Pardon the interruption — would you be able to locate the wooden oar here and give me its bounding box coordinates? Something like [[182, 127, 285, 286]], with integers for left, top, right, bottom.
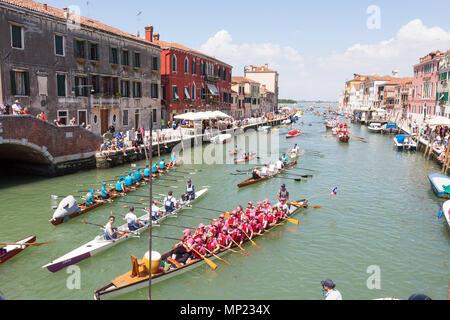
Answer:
[[204, 248, 231, 266], [284, 173, 313, 178], [177, 214, 217, 222], [290, 201, 322, 209], [81, 221, 129, 236], [0, 240, 56, 247], [242, 230, 260, 248], [220, 244, 247, 256], [230, 238, 248, 254], [190, 247, 217, 270], [273, 177, 302, 182]]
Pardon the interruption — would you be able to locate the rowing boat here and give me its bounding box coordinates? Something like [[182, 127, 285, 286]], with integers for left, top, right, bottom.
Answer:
[[234, 153, 257, 164], [286, 130, 301, 139], [93, 199, 308, 300], [441, 200, 450, 229], [49, 164, 176, 226], [237, 161, 298, 188], [0, 236, 36, 264], [43, 189, 208, 273], [428, 173, 450, 198]]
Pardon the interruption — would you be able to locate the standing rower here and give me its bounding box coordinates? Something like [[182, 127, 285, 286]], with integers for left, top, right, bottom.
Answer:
[[169, 153, 177, 168], [277, 184, 290, 203]]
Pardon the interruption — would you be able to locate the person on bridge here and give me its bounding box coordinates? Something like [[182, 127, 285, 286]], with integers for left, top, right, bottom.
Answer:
[[100, 182, 111, 199], [182, 179, 196, 203], [85, 189, 96, 207], [124, 172, 134, 187], [134, 168, 143, 183], [115, 177, 126, 193]]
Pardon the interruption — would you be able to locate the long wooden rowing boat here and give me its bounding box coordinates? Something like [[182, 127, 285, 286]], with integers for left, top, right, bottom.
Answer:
[[237, 161, 298, 188], [0, 236, 36, 264], [50, 164, 177, 226], [43, 189, 208, 273], [93, 199, 308, 300]]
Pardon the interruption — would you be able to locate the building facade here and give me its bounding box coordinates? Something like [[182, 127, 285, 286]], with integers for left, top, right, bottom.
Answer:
[[436, 51, 450, 117], [244, 64, 279, 112], [150, 32, 232, 124], [231, 76, 261, 118], [0, 0, 163, 135], [408, 51, 444, 121]]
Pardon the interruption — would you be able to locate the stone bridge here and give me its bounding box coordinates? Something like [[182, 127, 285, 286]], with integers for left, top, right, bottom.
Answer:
[[0, 116, 102, 176]]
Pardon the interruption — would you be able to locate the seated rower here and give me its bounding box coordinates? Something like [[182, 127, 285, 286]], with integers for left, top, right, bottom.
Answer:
[[182, 179, 196, 203], [159, 158, 166, 172], [105, 216, 120, 240], [123, 207, 145, 231], [276, 157, 284, 170], [85, 189, 96, 206], [282, 153, 289, 165], [260, 164, 269, 177], [233, 145, 239, 155], [171, 229, 194, 265], [163, 191, 178, 214], [252, 166, 262, 180], [124, 172, 134, 188], [143, 165, 151, 179], [100, 182, 111, 199], [151, 200, 162, 222], [151, 162, 159, 175], [134, 167, 143, 183], [115, 177, 126, 193], [169, 152, 177, 168], [218, 228, 232, 249]]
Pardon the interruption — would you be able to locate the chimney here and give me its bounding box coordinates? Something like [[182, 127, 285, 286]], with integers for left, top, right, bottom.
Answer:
[[43, 3, 48, 11], [137, 31, 140, 38], [153, 33, 160, 41], [63, 8, 69, 19], [265, 63, 268, 69], [145, 26, 153, 42]]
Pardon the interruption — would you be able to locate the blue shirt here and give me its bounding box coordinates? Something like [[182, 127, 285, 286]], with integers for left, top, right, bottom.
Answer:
[[86, 193, 95, 205], [134, 171, 142, 182], [152, 165, 157, 173], [124, 175, 134, 187], [171, 155, 176, 162], [159, 161, 165, 170], [143, 168, 150, 177], [115, 181, 124, 191], [101, 187, 108, 197]]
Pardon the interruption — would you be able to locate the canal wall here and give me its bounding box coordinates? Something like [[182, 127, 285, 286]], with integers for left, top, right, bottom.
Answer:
[[96, 116, 290, 169]]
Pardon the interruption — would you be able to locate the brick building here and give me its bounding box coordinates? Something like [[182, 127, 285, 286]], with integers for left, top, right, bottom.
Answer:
[[147, 30, 232, 124], [0, 0, 162, 135]]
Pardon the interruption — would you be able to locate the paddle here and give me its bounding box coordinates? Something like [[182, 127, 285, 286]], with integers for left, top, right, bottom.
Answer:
[[273, 177, 302, 182], [204, 248, 231, 266], [290, 201, 322, 209], [190, 247, 218, 270], [219, 244, 247, 256], [242, 230, 260, 248], [177, 214, 217, 222], [230, 238, 248, 254], [284, 173, 313, 178], [81, 221, 129, 236], [438, 203, 444, 219], [0, 240, 56, 247], [192, 206, 229, 215]]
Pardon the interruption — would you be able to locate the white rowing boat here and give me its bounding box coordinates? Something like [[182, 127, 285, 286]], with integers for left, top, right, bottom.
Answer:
[[441, 200, 450, 229], [42, 189, 208, 273]]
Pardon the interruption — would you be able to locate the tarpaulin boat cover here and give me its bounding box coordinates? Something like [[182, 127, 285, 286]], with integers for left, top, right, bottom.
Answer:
[[396, 135, 410, 144]]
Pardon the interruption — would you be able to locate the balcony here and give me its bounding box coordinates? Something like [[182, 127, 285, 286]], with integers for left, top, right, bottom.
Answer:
[[204, 75, 220, 82]]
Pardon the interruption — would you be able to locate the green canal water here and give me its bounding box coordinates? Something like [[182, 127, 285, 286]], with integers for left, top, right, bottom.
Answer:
[[1, 105, 449, 300]]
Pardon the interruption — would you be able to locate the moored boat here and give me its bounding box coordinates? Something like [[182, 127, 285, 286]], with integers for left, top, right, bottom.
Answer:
[[43, 189, 208, 273], [428, 173, 450, 198], [237, 161, 297, 188], [0, 236, 36, 264], [441, 200, 450, 228], [210, 134, 232, 144], [382, 122, 399, 135], [93, 199, 308, 300], [368, 123, 382, 133], [394, 134, 417, 151]]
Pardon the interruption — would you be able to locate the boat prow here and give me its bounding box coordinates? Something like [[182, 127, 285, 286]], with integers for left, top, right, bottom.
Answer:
[[441, 200, 450, 229], [428, 173, 450, 198], [0, 236, 36, 264]]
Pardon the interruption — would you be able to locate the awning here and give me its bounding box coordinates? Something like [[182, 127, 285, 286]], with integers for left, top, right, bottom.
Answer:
[[207, 84, 219, 96]]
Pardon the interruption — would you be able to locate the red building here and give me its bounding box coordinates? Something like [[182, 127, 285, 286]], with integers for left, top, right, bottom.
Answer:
[[145, 27, 232, 124]]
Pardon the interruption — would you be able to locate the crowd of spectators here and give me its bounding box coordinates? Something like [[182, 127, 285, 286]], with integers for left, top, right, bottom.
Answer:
[[99, 126, 144, 161]]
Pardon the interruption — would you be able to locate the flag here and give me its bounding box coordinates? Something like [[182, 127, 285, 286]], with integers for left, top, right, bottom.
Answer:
[[51, 195, 58, 200], [330, 187, 337, 198]]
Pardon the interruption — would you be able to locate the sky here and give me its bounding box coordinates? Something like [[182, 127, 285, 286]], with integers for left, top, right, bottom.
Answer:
[[45, 0, 450, 101]]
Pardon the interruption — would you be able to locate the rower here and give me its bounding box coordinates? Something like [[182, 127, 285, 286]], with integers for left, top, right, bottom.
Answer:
[[281, 153, 289, 165], [268, 161, 277, 175], [124, 172, 134, 188], [159, 158, 166, 171], [151, 162, 159, 175], [151, 200, 162, 222], [143, 165, 151, 179], [233, 145, 239, 154], [105, 216, 120, 240], [182, 179, 196, 203], [169, 153, 177, 167], [100, 182, 111, 199], [123, 207, 145, 231], [252, 166, 262, 180], [278, 184, 290, 203], [85, 189, 96, 206], [134, 167, 143, 183], [276, 157, 284, 170], [260, 164, 269, 177], [163, 191, 178, 214], [115, 177, 126, 192]]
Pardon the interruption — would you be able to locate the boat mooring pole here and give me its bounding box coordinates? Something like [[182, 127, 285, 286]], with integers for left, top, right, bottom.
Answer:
[[148, 115, 153, 301]]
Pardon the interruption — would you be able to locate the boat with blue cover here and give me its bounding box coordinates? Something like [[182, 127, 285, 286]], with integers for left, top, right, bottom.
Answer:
[[428, 173, 450, 198], [394, 134, 417, 151]]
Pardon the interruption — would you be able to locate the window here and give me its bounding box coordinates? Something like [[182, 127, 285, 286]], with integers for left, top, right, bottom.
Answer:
[[10, 70, 30, 96], [57, 74, 66, 97], [161, 85, 166, 100], [112, 78, 119, 95], [152, 56, 159, 71], [184, 87, 191, 100], [134, 52, 141, 68], [122, 50, 129, 66], [192, 86, 196, 100], [11, 24, 23, 49], [74, 39, 86, 58], [110, 47, 119, 64], [74, 76, 88, 97], [89, 43, 99, 61], [201, 87, 206, 100], [122, 109, 129, 126], [57, 110, 68, 125], [172, 86, 179, 100], [90, 75, 100, 93], [217, 67, 221, 78], [54, 34, 65, 56], [184, 58, 189, 73], [121, 80, 130, 97], [172, 55, 177, 72], [133, 81, 142, 98], [152, 109, 157, 123], [102, 77, 112, 96], [192, 60, 197, 75], [78, 110, 87, 125], [223, 69, 227, 81], [151, 83, 159, 98]]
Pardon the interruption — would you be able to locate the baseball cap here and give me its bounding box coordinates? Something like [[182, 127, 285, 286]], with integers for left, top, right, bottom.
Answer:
[[321, 279, 335, 288]]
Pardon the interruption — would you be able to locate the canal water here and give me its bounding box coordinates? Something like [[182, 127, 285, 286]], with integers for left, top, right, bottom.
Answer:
[[1, 104, 449, 300]]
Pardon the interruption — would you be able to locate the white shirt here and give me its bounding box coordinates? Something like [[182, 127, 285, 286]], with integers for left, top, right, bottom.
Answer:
[[269, 163, 276, 173], [125, 212, 138, 224], [12, 104, 21, 115], [151, 205, 160, 217], [325, 289, 342, 300], [276, 160, 283, 169], [261, 167, 268, 175]]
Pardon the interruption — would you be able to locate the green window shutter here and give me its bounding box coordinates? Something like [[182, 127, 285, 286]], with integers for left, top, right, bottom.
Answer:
[[11, 25, 22, 48], [10, 71, 16, 95], [24, 72, 30, 96], [55, 35, 63, 55], [57, 75, 65, 97], [109, 47, 113, 63]]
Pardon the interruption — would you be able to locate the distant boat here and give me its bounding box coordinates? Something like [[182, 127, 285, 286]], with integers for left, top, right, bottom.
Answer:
[[428, 173, 450, 198], [382, 122, 399, 135], [394, 134, 417, 151], [368, 123, 382, 133]]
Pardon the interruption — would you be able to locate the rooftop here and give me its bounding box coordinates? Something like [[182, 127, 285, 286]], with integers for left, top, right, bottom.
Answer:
[[231, 76, 260, 84]]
